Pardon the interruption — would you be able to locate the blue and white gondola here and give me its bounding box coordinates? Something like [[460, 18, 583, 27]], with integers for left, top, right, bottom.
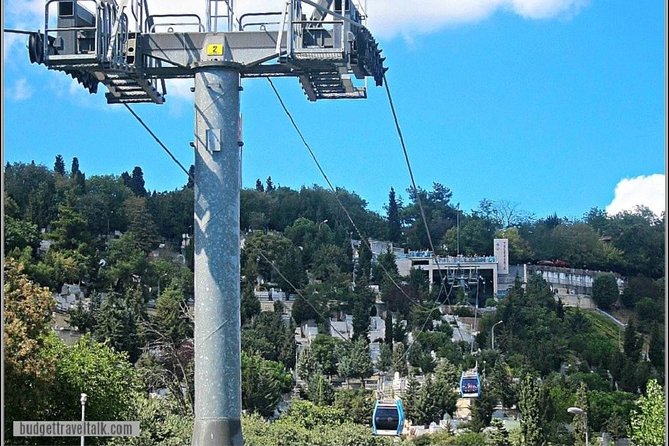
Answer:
[[459, 369, 482, 398], [372, 399, 405, 436]]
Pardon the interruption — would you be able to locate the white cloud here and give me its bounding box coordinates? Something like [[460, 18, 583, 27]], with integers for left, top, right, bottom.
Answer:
[[509, 0, 588, 19], [365, 0, 589, 38], [8, 78, 33, 101], [4, 0, 589, 99], [5, 0, 590, 48], [606, 174, 666, 217]]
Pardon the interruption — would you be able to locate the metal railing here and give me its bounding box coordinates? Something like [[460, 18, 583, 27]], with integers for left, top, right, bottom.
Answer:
[[147, 14, 205, 33], [44, 0, 128, 65]]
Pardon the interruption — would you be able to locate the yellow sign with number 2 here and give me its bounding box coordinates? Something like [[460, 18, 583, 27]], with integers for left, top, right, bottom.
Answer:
[[207, 44, 224, 56]]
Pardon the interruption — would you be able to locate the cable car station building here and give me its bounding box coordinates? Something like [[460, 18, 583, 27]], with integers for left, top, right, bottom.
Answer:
[[395, 238, 510, 299]]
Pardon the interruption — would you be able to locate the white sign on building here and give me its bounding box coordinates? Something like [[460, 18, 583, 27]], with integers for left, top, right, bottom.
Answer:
[[494, 238, 509, 274]]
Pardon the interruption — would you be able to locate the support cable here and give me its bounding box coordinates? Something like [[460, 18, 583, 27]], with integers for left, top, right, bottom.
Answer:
[[123, 104, 194, 183], [383, 73, 446, 289], [267, 77, 423, 308], [383, 73, 469, 366], [257, 249, 349, 341], [3, 28, 36, 34], [267, 76, 452, 375]]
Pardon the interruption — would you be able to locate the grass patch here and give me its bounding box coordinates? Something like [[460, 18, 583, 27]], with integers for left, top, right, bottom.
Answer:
[[566, 307, 622, 344], [584, 310, 623, 343]]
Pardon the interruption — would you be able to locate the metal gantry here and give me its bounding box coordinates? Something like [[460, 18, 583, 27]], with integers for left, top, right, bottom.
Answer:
[[27, 1, 386, 445]]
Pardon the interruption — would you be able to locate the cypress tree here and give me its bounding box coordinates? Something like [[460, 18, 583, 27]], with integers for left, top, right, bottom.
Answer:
[[623, 320, 642, 361], [186, 165, 195, 188], [572, 382, 589, 446], [265, 176, 275, 192], [255, 178, 264, 192], [385, 311, 394, 345], [54, 155, 66, 175], [518, 374, 548, 446], [387, 187, 401, 243], [130, 166, 147, 197], [70, 157, 80, 178]]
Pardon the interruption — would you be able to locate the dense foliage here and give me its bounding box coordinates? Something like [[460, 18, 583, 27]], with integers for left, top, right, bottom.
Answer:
[[3, 158, 665, 445]]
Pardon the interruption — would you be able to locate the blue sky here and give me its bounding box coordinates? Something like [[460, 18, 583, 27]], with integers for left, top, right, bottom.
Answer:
[[3, 0, 666, 220]]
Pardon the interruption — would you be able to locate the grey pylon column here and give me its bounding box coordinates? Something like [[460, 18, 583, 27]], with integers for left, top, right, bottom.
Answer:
[[192, 66, 243, 446]]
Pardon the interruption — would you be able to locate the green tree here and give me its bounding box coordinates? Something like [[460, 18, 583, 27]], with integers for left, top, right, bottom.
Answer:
[[623, 320, 643, 361], [571, 382, 589, 446], [70, 156, 81, 177], [518, 374, 548, 446], [402, 183, 456, 250], [306, 372, 335, 406], [443, 216, 496, 257], [3, 259, 56, 438], [607, 208, 664, 278], [392, 342, 408, 376], [309, 334, 344, 377], [4, 161, 58, 229], [373, 249, 399, 289], [68, 297, 99, 333], [377, 343, 393, 373], [487, 360, 516, 408], [47, 334, 139, 422], [592, 273, 620, 310], [79, 174, 132, 236], [432, 361, 458, 418], [255, 178, 264, 192], [265, 176, 275, 192], [124, 196, 160, 252], [414, 375, 441, 425], [49, 203, 92, 252], [4, 216, 41, 252], [634, 297, 659, 325], [240, 287, 261, 326], [647, 323, 664, 371], [93, 291, 144, 362], [385, 311, 394, 344], [68, 156, 86, 193], [108, 393, 193, 446], [101, 232, 150, 290], [387, 187, 402, 243], [334, 389, 375, 425], [128, 166, 147, 196], [487, 418, 511, 446], [495, 226, 533, 264], [54, 154, 66, 175], [154, 281, 193, 345], [348, 338, 374, 379], [356, 240, 373, 284], [403, 374, 420, 424], [311, 243, 350, 281], [242, 352, 293, 417], [241, 231, 306, 291], [630, 379, 665, 446], [352, 299, 371, 342], [587, 390, 635, 437], [242, 307, 296, 369]]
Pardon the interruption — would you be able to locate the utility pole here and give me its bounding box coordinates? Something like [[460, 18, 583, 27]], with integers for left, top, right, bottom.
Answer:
[[491, 320, 503, 350], [27, 1, 386, 445], [192, 66, 243, 444]]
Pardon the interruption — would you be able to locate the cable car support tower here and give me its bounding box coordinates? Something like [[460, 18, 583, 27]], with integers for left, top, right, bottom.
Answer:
[[27, 1, 386, 444]]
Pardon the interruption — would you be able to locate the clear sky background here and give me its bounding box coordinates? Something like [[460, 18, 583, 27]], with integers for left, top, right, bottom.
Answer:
[[3, 0, 666, 220]]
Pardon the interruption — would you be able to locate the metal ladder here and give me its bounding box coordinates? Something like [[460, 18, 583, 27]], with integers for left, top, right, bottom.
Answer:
[[208, 0, 235, 32], [102, 71, 165, 104], [299, 69, 366, 101]]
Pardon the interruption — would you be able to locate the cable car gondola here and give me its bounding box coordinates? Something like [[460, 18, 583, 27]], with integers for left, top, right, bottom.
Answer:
[[459, 369, 481, 398], [372, 399, 405, 436]]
